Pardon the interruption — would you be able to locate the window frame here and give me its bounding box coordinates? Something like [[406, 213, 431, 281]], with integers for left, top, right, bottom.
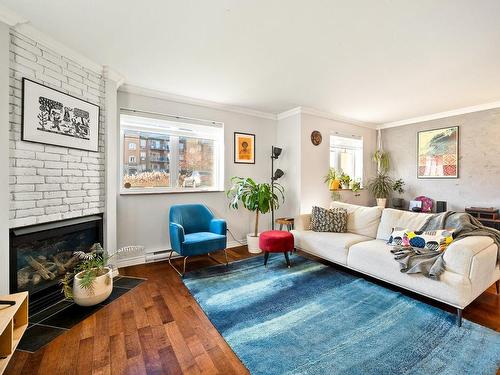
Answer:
[[329, 133, 364, 186], [119, 112, 225, 195]]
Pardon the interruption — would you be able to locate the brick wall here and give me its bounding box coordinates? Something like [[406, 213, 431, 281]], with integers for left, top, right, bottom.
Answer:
[[9, 30, 106, 228]]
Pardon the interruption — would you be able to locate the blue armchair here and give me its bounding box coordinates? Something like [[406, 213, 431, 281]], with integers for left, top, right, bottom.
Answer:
[[168, 204, 228, 276]]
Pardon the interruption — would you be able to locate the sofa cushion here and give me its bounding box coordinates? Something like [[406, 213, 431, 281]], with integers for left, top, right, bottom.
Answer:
[[347, 239, 472, 308], [310, 206, 347, 232], [292, 230, 372, 265], [376, 208, 432, 241], [330, 202, 383, 238]]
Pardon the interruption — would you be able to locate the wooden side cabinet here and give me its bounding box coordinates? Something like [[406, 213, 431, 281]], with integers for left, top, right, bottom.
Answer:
[[0, 292, 28, 375]]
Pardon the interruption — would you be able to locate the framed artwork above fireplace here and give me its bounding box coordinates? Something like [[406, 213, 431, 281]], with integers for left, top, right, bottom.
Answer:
[[22, 78, 100, 152]]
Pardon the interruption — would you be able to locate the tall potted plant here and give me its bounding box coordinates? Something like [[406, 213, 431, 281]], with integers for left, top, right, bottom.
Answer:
[[367, 173, 394, 207], [227, 177, 285, 253]]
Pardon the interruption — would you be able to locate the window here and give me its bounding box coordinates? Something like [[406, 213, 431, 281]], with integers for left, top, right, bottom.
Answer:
[[128, 142, 137, 150], [330, 134, 363, 185], [120, 112, 224, 193]]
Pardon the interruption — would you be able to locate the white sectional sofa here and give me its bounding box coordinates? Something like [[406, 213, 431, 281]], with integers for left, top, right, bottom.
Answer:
[[292, 202, 500, 325]]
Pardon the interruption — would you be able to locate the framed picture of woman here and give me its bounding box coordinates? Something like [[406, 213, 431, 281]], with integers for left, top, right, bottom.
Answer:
[[234, 132, 255, 164]]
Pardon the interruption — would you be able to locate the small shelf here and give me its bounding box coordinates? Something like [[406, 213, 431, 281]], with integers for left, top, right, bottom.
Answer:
[[0, 292, 29, 375]]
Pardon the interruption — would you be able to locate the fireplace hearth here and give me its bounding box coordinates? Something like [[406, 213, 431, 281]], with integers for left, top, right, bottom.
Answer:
[[10, 215, 103, 315]]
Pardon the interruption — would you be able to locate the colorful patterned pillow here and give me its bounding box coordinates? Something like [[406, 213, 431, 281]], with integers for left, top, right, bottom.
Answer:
[[310, 206, 348, 233], [388, 227, 455, 251]]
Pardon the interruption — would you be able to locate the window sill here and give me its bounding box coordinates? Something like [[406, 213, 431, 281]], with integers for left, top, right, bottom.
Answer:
[[120, 187, 225, 195]]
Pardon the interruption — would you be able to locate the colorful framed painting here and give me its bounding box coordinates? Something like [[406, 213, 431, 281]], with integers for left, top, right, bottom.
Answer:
[[417, 126, 459, 179], [22, 78, 100, 152], [234, 132, 255, 164]]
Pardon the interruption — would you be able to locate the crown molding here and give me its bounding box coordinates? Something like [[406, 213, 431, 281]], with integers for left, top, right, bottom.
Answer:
[[378, 101, 500, 129], [277, 106, 376, 129], [13, 23, 103, 73], [119, 84, 277, 120], [103, 66, 125, 87], [0, 4, 27, 26]]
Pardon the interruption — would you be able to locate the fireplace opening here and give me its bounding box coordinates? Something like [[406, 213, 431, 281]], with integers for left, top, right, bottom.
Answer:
[[10, 214, 103, 315]]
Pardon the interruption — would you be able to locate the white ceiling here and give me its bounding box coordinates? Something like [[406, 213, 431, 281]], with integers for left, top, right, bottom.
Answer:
[[2, 0, 500, 124]]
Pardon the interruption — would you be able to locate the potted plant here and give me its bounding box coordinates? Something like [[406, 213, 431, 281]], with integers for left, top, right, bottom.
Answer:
[[392, 178, 405, 208], [60, 243, 113, 307], [351, 180, 361, 197], [340, 172, 352, 189], [227, 177, 285, 253], [367, 173, 394, 207], [373, 150, 390, 174], [324, 168, 341, 191]]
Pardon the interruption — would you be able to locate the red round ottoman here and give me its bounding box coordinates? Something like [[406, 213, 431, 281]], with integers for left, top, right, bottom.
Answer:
[[259, 230, 294, 268]]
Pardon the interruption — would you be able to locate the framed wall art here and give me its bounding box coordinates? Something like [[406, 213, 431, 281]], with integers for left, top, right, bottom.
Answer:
[[22, 78, 100, 152], [417, 126, 459, 179], [234, 132, 255, 164]]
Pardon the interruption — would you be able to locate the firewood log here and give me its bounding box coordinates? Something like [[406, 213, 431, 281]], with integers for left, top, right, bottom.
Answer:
[[32, 273, 42, 285], [26, 255, 56, 280]]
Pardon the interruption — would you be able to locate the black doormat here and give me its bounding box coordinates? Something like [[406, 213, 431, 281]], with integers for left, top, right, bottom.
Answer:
[[17, 276, 145, 353]]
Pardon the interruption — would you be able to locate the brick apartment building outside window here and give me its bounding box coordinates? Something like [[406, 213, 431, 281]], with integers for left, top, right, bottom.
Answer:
[[120, 113, 224, 193]]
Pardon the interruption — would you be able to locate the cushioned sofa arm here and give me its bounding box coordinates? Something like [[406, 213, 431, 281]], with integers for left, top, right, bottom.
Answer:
[[169, 222, 185, 253], [443, 236, 495, 276], [294, 214, 311, 231], [209, 218, 227, 235]]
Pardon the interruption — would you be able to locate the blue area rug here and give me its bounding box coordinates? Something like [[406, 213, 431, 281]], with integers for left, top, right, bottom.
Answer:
[[183, 255, 500, 374]]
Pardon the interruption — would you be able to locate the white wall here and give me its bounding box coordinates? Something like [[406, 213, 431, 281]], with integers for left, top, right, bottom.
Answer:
[[116, 91, 277, 252], [299, 113, 377, 212], [275, 113, 301, 218], [0, 21, 10, 295]]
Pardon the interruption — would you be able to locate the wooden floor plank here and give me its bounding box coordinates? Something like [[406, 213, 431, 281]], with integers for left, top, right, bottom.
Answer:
[[4, 246, 499, 375]]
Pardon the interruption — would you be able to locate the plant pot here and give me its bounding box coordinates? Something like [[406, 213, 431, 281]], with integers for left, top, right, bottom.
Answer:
[[73, 267, 113, 307], [392, 197, 404, 208], [246, 233, 262, 254], [329, 179, 341, 191], [376, 198, 387, 208]]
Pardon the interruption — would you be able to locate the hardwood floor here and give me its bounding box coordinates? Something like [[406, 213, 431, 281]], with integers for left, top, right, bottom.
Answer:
[[5, 246, 500, 375]]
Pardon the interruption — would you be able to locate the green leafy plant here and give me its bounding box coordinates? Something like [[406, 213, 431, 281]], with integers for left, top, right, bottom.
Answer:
[[227, 177, 285, 237], [373, 150, 390, 174], [351, 180, 361, 193], [60, 243, 110, 299], [392, 178, 405, 195], [323, 168, 339, 184], [367, 173, 394, 199], [340, 172, 352, 189]]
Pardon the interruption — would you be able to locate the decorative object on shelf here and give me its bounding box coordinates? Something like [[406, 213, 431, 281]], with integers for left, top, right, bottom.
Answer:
[[340, 172, 352, 189], [227, 177, 285, 253], [0, 292, 28, 374], [465, 207, 500, 230], [324, 167, 341, 191], [415, 196, 433, 212], [436, 201, 447, 213], [234, 132, 255, 164], [60, 243, 113, 306], [271, 146, 284, 229], [409, 200, 422, 212], [367, 173, 394, 207], [310, 130, 322, 145], [391, 178, 405, 208], [417, 126, 459, 178], [22, 78, 100, 152]]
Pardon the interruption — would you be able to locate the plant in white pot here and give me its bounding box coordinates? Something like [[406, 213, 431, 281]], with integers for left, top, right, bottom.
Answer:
[[227, 177, 285, 253], [60, 243, 113, 307], [367, 173, 394, 208]]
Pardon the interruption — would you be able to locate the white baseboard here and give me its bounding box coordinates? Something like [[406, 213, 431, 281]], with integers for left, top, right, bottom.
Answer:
[[116, 238, 247, 269]]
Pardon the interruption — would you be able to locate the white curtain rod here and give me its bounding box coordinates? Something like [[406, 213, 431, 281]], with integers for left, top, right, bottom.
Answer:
[[120, 107, 224, 127]]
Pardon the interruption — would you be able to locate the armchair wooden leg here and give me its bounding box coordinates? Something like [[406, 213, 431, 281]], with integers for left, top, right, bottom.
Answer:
[[168, 250, 188, 277]]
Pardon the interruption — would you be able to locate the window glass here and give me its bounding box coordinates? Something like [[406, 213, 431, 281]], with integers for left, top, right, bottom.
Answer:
[[330, 135, 363, 185]]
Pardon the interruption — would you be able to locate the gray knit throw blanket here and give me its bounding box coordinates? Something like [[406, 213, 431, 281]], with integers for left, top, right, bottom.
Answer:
[[390, 211, 500, 280]]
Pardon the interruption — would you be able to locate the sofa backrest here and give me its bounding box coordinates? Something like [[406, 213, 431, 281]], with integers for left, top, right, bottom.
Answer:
[[376, 208, 433, 240], [330, 202, 383, 238]]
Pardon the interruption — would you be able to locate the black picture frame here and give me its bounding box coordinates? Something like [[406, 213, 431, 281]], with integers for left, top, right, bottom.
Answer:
[[234, 132, 256, 164], [21, 77, 101, 152]]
